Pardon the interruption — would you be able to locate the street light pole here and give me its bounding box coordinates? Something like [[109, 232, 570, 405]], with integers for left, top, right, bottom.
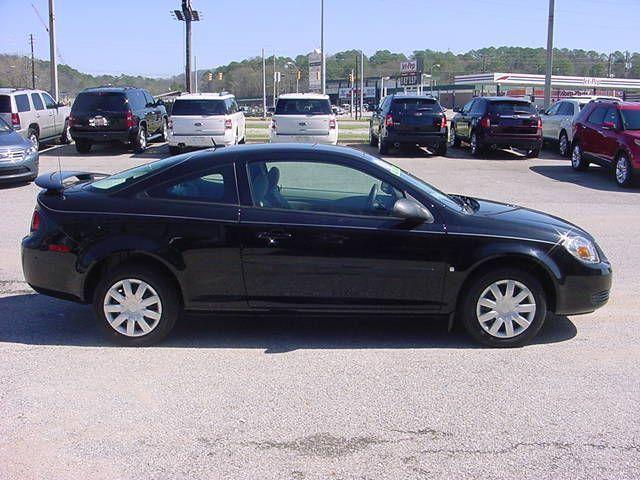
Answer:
[[262, 49, 267, 117], [48, 0, 58, 100], [430, 64, 440, 96], [320, 0, 326, 94], [544, 0, 555, 108]]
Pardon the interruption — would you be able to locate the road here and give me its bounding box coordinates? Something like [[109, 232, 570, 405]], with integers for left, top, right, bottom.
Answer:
[[1, 141, 639, 479]]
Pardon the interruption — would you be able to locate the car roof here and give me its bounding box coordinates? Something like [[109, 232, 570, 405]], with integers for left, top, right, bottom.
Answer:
[[0, 88, 44, 95], [480, 96, 532, 103], [278, 93, 329, 100], [176, 93, 234, 100], [390, 94, 438, 100], [81, 86, 138, 93]]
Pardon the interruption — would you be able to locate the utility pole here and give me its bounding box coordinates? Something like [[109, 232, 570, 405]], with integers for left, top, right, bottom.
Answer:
[[272, 55, 277, 108], [262, 49, 267, 117], [29, 34, 36, 89], [360, 50, 364, 120], [194, 56, 198, 93], [544, 0, 555, 109], [171, 1, 201, 93], [48, 0, 58, 100], [355, 53, 359, 119], [608, 53, 613, 78], [320, 0, 326, 94], [350, 69, 355, 119]]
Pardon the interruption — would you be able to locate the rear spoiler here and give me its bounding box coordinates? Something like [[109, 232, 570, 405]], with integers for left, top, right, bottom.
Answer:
[[34, 171, 109, 194]]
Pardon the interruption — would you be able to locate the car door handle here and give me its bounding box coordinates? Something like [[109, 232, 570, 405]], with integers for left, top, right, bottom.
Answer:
[[257, 231, 292, 246]]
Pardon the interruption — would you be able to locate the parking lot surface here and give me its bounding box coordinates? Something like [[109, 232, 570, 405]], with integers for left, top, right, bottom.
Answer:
[[1, 142, 638, 479]]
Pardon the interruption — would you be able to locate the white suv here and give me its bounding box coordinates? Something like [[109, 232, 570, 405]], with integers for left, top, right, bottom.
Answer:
[[270, 93, 338, 145], [167, 93, 246, 154], [0, 88, 72, 149], [541, 95, 621, 157]]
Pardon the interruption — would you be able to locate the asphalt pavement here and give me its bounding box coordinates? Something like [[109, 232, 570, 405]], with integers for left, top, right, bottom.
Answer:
[[0, 141, 638, 479]]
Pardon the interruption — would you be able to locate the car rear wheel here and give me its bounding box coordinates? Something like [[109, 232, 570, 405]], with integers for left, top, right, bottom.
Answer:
[[60, 120, 72, 144], [133, 124, 147, 153], [27, 128, 39, 150], [435, 142, 447, 156], [558, 131, 570, 157], [368, 127, 378, 147], [158, 118, 168, 142], [93, 264, 180, 346], [460, 268, 547, 348], [378, 135, 389, 155], [615, 154, 634, 188], [449, 125, 461, 147], [571, 143, 588, 171], [526, 147, 540, 158], [470, 131, 483, 156], [75, 139, 91, 153]]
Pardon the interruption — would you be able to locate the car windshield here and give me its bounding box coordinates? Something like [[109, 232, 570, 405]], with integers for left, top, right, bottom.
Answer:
[[620, 109, 640, 130], [172, 99, 227, 116], [89, 157, 180, 192], [73, 92, 127, 113], [391, 98, 440, 114], [370, 157, 464, 212], [0, 116, 11, 132], [489, 101, 536, 115], [275, 99, 332, 115]]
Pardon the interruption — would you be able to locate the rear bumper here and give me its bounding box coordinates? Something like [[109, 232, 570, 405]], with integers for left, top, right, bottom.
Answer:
[[70, 128, 136, 143], [481, 133, 542, 149], [168, 131, 234, 148], [554, 262, 612, 315], [0, 155, 38, 182], [270, 131, 338, 145], [384, 130, 447, 146]]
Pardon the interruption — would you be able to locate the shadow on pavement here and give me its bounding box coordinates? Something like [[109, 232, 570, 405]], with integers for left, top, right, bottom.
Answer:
[[39, 142, 169, 160], [530, 164, 639, 193], [0, 180, 32, 191], [0, 293, 577, 352]]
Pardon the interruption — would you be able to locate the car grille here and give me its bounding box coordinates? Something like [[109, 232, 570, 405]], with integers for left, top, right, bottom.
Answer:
[[0, 149, 25, 162], [591, 290, 610, 306]]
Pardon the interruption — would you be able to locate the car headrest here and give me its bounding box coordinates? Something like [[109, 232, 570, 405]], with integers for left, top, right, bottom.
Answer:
[[252, 173, 269, 204], [267, 166, 280, 188]]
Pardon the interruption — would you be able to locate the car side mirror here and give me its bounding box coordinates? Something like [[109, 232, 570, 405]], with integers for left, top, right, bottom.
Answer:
[[393, 198, 434, 224], [155, 100, 164, 107], [602, 121, 615, 130]]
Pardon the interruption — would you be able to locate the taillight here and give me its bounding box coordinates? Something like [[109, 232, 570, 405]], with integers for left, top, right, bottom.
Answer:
[[329, 118, 336, 130], [441, 116, 447, 129], [224, 119, 233, 130], [480, 116, 491, 129], [30, 210, 40, 232], [537, 117, 543, 130], [67, 114, 74, 127], [11, 113, 20, 129], [125, 110, 135, 129], [48, 244, 71, 253], [385, 114, 394, 127]]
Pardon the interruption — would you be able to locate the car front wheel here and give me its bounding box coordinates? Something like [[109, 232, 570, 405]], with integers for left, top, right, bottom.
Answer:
[[133, 125, 147, 153], [470, 131, 483, 156], [93, 264, 180, 346], [571, 142, 588, 171], [615, 154, 634, 188], [558, 131, 569, 157], [460, 268, 546, 348]]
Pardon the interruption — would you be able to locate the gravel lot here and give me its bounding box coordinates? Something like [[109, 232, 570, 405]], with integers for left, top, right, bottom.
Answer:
[[1, 141, 638, 479]]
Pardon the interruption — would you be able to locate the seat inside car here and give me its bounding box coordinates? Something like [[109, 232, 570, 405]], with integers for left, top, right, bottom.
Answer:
[[266, 167, 290, 209]]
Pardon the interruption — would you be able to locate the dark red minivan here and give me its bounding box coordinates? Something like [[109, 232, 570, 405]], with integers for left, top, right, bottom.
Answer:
[[571, 100, 640, 187]]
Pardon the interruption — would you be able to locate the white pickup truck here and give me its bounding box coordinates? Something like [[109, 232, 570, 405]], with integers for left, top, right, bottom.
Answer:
[[0, 88, 72, 149]]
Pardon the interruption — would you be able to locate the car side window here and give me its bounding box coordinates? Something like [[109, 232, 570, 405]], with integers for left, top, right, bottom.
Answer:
[[561, 103, 575, 116], [470, 99, 484, 115], [547, 102, 561, 115], [31, 93, 45, 111], [15, 94, 31, 112], [128, 91, 146, 110], [42, 92, 57, 109], [247, 160, 404, 217], [587, 107, 607, 125], [143, 91, 155, 107], [462, 100, 474, 114], [147, 164, 237, 205], [604, 108, 620, 128]]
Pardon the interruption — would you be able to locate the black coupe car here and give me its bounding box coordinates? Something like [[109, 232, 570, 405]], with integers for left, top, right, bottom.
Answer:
[[22, 144, 611, 347]]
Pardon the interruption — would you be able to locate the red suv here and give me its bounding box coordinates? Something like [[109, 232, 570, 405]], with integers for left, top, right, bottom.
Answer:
[[571, 100, 640, 187]]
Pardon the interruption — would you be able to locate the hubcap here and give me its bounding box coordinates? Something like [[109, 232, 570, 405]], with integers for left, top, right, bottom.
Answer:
[[103, 279, 162, 337], [559, 134, 568, 156], [616, 157, 629, 184], [29, 134, 38, 148], [572, 145, 581, 167], [449, 128, 456, 146], [140, 129, 146, 149], [476, 279, 536, 339], [471, 134, 477, 153]]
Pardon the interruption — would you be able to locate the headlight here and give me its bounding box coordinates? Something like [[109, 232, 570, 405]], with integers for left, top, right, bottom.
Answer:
[[634, 139, 640, 147], [23, 144, 38, 158], [562, 235, 600, 264]]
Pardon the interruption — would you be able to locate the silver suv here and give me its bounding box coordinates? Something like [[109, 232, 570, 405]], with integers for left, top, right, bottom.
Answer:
[[0, 88, 72, 149]]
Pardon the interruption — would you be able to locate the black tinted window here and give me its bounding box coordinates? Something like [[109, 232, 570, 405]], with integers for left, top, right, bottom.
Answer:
[[275, 99, 331, 115], [391, 98, 440, 114], [42, 92, 56, 108], [587, 107, 607, 125], [604, 108, 620, 128], [172, 99, 227, 115], [73, 92, 127, 113], [15, 94, 31, 112], [470, 100, 485, 114], [620, 109, 640, 130], [488, 101, 535, 115], [0, 95, 10, 113], [31, 93, 45, 111], [148, 164, 237, 204], [128, 90, 147, 110]]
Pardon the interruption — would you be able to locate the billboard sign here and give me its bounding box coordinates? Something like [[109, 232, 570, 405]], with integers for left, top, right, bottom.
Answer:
[[339, 87, 376, 99], [308, 50, 322, 93]]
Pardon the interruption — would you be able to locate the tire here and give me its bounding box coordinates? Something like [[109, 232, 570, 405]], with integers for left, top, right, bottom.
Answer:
[[470, 131, 483, 157], [168, 145, 181, 156], [60, 119, 72, 144], [558, 131, 570, 158], [615, 154, 634, 188], [378, 136, 389, 155], [93, 264, 180, 346], [450, 125, 461, 148], [75, 139, 91, 153], [571, 142, 588, 171], [132, 124, 147, 153], [435, 142, 447, 156], [459, 268, 547, 348], [526, 147, 540, 158], [157, 118, 168, 142], [368, 126, 377, 147], [27, 128, 39, 150]]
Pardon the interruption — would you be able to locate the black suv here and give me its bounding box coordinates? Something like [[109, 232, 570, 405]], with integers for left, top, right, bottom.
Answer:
[[369, 94, 448, 155], [450, 97, 542, 157], [69, 87, 168, 153]]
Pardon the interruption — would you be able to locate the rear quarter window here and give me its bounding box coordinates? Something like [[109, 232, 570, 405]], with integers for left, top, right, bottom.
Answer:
[[275, 99, 331, 115], [15, 94, 31, 112], [0, 95, 11, 113]]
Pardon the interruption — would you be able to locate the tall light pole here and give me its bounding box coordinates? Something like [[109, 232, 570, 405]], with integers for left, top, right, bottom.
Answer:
[[544, 0, 555, 108], [430, 64, 440, 96], [172, 0, 201, 93], [360, 50, 364, 119], [320, 0, 326, 94], [48, 0, 58, 100], [262, 49, 267, 117]]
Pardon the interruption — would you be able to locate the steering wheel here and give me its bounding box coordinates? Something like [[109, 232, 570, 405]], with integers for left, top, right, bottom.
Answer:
[[366, 184, 378, 213]]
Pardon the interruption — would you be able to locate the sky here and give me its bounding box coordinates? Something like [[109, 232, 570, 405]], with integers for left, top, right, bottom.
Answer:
[[1, 0, 638, 78]]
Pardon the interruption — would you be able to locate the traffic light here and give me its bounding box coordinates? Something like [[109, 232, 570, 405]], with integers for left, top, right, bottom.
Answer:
[[216, 72, 223, 81], [348, 72, 354, 83], [207, 72, 213, 81], [296, 70, 301, 81]]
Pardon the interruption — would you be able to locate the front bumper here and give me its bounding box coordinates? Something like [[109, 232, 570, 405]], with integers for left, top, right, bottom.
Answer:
[[168, 132, 234, 148], [270, 132, 338, 145], [554, 261, 612, 315], [70, 128, 136, 144], [0, 155, 39, 182]]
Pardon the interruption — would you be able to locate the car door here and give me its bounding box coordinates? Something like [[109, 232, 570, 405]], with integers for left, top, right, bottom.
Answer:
[[457, 99, 476, 140], [582, 106, 608, 160], [541, 101, 561, 140], [143, 90, 160, 134], [41, 91, 63, 137], [596, 107, 622, 164], [238, 153, 448, 312], [30, 92, 50, 138]]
